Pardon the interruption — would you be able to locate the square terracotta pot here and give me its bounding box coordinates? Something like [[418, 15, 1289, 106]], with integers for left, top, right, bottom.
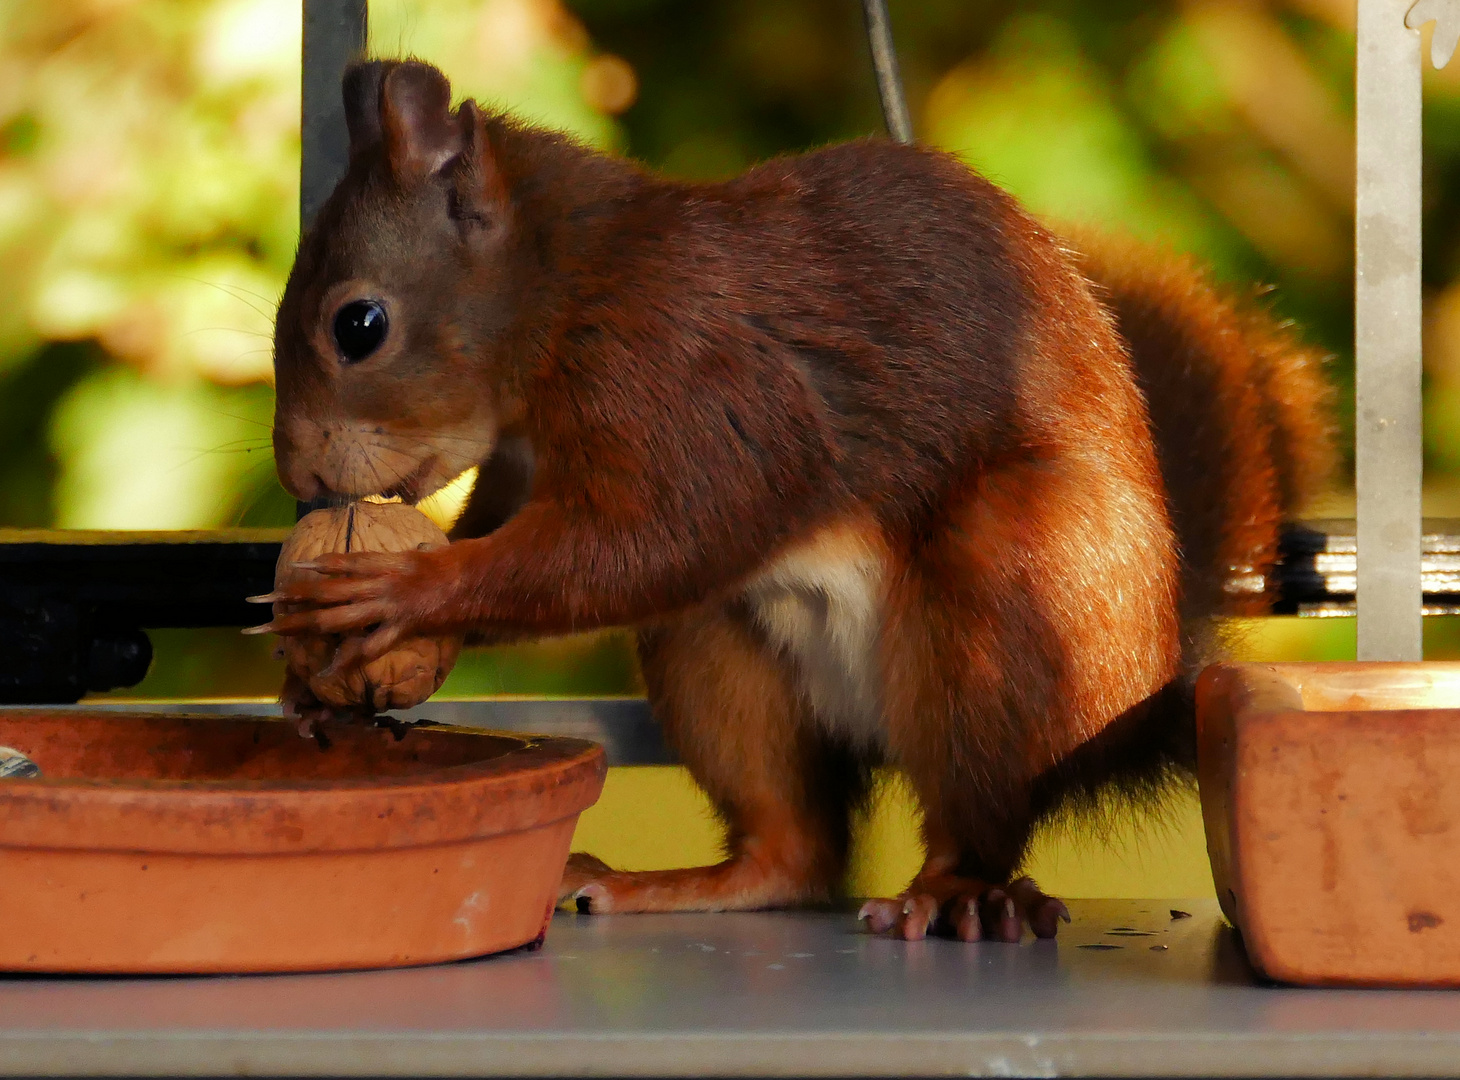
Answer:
[[1197, 661, 1460, 986]]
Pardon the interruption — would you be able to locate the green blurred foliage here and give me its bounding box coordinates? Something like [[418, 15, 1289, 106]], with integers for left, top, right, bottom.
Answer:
[[581, 0, 1368, 467], [10, 0, 1460, 696], [120, 626, 644, 699]]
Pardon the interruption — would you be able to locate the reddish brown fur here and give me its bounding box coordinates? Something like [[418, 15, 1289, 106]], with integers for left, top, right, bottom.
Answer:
[[561, 604, 864, 912], [1075, 239, 1334, 624], [267, 60, 1331, 939]]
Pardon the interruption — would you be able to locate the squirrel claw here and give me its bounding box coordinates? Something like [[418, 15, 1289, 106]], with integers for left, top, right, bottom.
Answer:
[[857, 899, 900, 934], [289, 560, 332, 574], [571, 883, 611, 915], [861, 876, 1068, 943]]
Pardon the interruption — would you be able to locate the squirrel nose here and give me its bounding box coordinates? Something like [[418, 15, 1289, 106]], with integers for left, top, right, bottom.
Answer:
[[274, 451, 326, 502], [286, 471, 346, 506], [273, 418, 339, 501], [303, 481, 351, 511]]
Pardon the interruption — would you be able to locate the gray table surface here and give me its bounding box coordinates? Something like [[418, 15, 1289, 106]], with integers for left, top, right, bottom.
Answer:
[[5, 899, 1460, 1077]]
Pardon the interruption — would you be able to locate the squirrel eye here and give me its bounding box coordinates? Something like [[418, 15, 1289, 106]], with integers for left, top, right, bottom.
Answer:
[[332, 299, 388, 363]]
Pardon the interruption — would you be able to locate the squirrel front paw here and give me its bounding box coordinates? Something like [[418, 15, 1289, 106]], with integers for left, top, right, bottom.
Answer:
[[250, 547, 459, 667]]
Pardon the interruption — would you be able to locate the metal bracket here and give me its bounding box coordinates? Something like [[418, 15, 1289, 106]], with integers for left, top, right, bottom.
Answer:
[[1406, 0, 1460, 68]]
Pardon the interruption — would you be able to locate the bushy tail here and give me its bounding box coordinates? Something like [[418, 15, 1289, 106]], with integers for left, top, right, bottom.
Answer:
[[1029, 238, 1334, 813], [1077, 239, 1335, 629]]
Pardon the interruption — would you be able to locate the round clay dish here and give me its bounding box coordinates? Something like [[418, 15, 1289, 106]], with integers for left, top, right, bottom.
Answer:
[[0, 711, 604, 973]]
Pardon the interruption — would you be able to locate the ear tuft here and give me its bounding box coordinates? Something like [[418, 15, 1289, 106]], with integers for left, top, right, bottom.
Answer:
[[342, 60, 399, 158], [381, 61, 462, 184], [450, 101, 511, 224]]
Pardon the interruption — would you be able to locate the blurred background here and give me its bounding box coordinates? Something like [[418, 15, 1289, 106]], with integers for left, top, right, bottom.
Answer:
[[2, 0, 1458, 894]]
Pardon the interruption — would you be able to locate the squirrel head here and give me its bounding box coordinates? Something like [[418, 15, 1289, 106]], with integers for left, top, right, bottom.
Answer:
[[271, 60, 519, 503]]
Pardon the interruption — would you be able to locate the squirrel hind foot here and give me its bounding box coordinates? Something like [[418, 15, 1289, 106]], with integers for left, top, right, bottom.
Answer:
[[859, 875, 1069, 943], [556, 850, 826, 915]]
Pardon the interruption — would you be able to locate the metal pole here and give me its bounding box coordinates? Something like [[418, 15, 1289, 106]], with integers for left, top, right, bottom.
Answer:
[[1355, 0, 1424, 660], [861, 0, 913, 144], [297, 0, 367, 519], [301, 0, 368, 231]]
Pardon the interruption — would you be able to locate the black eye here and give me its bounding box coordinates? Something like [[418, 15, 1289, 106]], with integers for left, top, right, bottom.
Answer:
[[332, 299, 388, 363]]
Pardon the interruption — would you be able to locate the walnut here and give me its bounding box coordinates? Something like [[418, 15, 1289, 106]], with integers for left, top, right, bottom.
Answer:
[[275, 502, 462, 712]]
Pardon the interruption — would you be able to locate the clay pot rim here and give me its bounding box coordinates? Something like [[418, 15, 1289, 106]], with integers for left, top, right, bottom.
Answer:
[[1198, 660, 1460, 722], [0, 712, 606, 856], [7, 715, 585, 791]]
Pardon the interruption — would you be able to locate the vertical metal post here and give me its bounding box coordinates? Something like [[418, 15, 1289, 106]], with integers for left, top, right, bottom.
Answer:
[[1355, 0, 1424, 660], [861, 0, 913, 144], [301, 0, 368, 231], [297, 0, 367, 520]]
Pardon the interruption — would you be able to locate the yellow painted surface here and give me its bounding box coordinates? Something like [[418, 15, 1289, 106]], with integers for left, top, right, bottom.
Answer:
[[567, 615, 1369, 901], [110, 614, 1366, 901], [570, 766, 1214, 899]]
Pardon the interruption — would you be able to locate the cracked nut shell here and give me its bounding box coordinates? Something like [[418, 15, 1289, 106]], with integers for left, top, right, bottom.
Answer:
[[275, 502, 462, 712]]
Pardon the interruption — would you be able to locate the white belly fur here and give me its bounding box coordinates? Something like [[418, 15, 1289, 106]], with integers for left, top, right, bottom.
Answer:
[[742, 522, 887, 748]]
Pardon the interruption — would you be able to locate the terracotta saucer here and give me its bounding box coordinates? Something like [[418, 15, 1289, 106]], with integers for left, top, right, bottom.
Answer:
[[0, 710, 605, 974]]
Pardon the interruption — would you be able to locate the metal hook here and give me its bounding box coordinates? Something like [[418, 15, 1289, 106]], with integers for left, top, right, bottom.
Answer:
[[861, 0, 913, 144], [1406, 0, 1460, 69]]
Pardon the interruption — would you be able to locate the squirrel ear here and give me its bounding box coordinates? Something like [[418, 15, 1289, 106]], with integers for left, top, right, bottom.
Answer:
[[342, 60, 398, 158], [380, 61, 462, 184], [451, 100, 510, 221]]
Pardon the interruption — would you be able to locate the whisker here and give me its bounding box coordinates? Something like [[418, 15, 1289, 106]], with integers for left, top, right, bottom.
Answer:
[[219, 282, 284, 308], [205, 440, 275, 453], [176, 276, 280, 323], [206, 432, 273, 444], [203, 409, 275, 431], [352, 428, 495, 452], [365, 444, 393, 495], [204, 288, 274, 324], [229, 461, 292, 527], [361, 430, 490, 444], [349, 441, 390, 497], [199, 349, 277, 382], [344, 434, 493, 464], [167, 442, 272, 474], [183, 327, 275, 340]]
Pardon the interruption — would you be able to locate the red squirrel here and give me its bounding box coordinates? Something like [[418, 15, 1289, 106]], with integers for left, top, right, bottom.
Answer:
[[260, 59, 1332, 941]]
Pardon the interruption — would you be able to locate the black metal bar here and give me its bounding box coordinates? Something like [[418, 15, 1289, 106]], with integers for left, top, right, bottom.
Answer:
[[0, 530, 284, 703], [860, 0, 913, 144], [2, 517, 1460, 703]]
